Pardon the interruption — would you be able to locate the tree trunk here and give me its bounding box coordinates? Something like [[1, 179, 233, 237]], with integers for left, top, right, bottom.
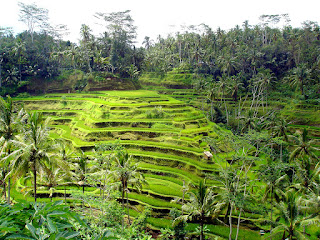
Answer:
[[82, 185, 85, 194], [211, 101, 214, 122], [235, 209, 242, 240], [3, 180, 6, 200], [200, 211, 204, 240], [300, 78, 305, 98], [121, 187, 125, 231], [33, 168, 37, 202], [224, 96, 229, 124], [179, 42, 182, 63], [102, 179, 105, 199], [126, 189, 131, 225], [182, 180, 185, 215], [7, 177, 10, 204], [270, 189, 273, 240], [122, 187, 125, 210], [229, 203, 234, 240], [19, 62, 22, 82]]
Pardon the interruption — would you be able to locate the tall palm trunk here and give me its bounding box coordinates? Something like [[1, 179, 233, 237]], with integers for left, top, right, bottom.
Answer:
[[64, 186, 67, 204], [200, 211, 204, 240], [121, 186, 125, 231], [3, 179, 6, 200], [211, 101, 214, 122], [126, 189, 131, 225], [182, 180, 186, 215], [235, 209, 242, 240], [7, 178, 10, 204], [270, 188, 274, 239], [229, 203, 234, 240], [33, 167, 37, 202], [7, 149, 11, 204]]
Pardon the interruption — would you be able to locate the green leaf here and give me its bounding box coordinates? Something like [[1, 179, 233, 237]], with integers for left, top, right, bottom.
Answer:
[[48, 210, 68, 216], [64, 231, 80, 239], [0, 226, 17, 232], [47, 217, 56, 233], [25, 223, 37, 239], [7, 233, 35, 239]]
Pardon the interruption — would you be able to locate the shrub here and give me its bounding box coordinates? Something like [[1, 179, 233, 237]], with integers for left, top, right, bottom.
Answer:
[[16, 92, 31, 98]]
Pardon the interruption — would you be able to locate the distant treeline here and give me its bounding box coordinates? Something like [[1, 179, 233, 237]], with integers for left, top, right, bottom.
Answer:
[[0, 6, 319, 98]]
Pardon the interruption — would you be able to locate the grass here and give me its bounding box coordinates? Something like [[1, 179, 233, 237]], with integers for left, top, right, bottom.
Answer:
[[131, 150, 218, 172], [128, 192, 181, 210], [12, 89, 262, 234]]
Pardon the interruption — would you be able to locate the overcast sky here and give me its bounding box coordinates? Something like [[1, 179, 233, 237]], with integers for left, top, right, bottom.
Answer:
[[1, 0, 320, 46]]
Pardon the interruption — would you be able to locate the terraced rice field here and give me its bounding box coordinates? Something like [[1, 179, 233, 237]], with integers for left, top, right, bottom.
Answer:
[[14, 91, 240, 224]]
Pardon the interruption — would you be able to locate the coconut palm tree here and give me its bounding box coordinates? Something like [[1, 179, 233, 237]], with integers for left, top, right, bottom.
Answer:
[[90, 146, 113, 198], [217, 74, 231, 123], [259, 162, 288, 236], [38, 166, 65, 202], [74, 150, 91, 194], [0, 96, 25, 203], [54, 140, 74, 203], [179, 180, 222, 240], [240, 110, 258, 133], [269, 189, 320, 240], [269, 116, 290, 143], [0, 136, 7, 199], [228, 74, 244, 102], [289, 128, 319, 163], [295, 156, 320, 191], [12, 38, 26, 82], [206, 82, 218, 121], [217, 52, 239, 76], [10, 112, 52, 202], [286, 64, 311, 98], [110, 150, 144, 226]]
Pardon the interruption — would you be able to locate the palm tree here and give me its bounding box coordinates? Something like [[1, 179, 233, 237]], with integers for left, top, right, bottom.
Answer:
[[240, 110, 258, 133], [0, 136, 7, 199], [0, 96, 24, 203], [259, 162, 288, 237], [89, 147, 112, 198], [217, 52, 239, 76], [74, 150, 91, 194], [10, 112, 52, 202], [289, 128, 319, 163], [12, 38, 26, 82], [80, 24, 94, 73], [54, 140, 74, 203], [228, 74, 243, 102], [179, 180, 221, 240], [66, 44, 79, 69], [142, 36, 153, 50], [206, 82, 218, 121], [110, 150, 144, 226], [269, 116, 290, 143], [217, 74, 230, 123], [256, 68, 275, 109], [269, 189, 319, 240], [286, 64, 311, 98], [212, 167, 242, 240], [38, 166, 64, 202]]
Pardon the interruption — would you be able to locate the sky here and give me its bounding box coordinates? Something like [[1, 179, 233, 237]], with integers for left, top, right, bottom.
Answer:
[[1, 0, 320, 46]]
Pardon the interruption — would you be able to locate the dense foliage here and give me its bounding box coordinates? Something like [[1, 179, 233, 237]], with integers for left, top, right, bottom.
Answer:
[[1, 7, 320, 98], [0, 3, 320, 240]]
